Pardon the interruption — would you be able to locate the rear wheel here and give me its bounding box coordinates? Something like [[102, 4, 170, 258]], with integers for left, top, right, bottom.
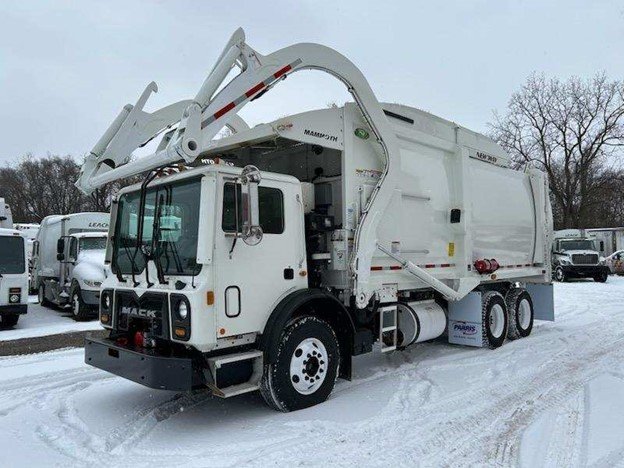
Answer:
[[482, 291, 508, 349], [505, 288, 534, 340], [260, 316, 340, 412], [70, 286, 92, 322], [38, 284, 51, 307], [0, 314, 19, 329]]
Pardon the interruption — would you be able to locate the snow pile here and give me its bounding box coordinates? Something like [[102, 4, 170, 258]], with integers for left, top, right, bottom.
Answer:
[[1, 278, 624, 466]]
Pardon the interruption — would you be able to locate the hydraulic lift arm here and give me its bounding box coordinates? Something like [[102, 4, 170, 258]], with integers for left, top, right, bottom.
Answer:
[[76, 27, 401, 308]]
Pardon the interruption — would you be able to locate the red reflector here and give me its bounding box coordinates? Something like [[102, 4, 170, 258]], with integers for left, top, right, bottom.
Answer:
[[245, 82, 266, 98], [390, 265, 402, 270], [424, 264, 436, 269], [134, 331, 144, 348], [273, 64, 292, 79], [440, 264, 451, 268], [370, 266, 383, 271], [116, 337, 128, 346], [214, 102, 236, 119]]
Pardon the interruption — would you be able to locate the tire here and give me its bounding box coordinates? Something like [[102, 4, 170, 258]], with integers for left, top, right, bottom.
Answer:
[[554, 266, 566, 282], [70, 285, 92, 321], [505, 288, 534, 340], [38, 283, 51, 307], [0, 314, 19, 329], [260, 316, 340, 412], [481, 291, 508, 349], [593, 271, 608, 283]]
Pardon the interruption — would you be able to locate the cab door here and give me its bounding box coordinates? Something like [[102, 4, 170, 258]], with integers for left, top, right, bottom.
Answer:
[[214, 176, 306, 337]]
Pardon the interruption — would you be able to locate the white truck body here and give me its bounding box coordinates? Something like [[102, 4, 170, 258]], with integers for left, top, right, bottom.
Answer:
[[587, 227, 624, 258], [0, 228, 28, 329], [0, 198, 13, 229], [77, 29, 555, 411], [33, 213, 110, 319]]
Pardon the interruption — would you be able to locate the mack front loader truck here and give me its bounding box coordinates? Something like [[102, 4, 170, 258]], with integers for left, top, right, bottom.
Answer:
[[77, 29, 555, 411], [32, 213, 110, 320]]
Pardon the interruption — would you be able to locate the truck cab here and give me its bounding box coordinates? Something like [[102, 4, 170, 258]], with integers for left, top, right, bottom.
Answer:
[[33, 213, 110, 320], [552, 229, 609, 282], [0, 228, 28, 329]]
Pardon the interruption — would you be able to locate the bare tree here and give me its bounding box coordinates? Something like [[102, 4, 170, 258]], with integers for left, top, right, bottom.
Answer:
[[490, 73, 624, 228]]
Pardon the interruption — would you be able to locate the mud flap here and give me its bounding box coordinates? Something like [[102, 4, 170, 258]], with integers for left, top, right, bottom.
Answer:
[[526, 283, 554, 321], [447, 291, 483, 347]]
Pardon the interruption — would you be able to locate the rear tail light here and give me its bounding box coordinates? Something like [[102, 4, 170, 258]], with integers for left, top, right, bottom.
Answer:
[[134, 331, 144, 348], [474, 259, 500, 274]]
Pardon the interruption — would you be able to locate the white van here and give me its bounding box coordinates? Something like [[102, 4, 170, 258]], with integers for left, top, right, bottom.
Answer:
[[0, 228, 28, 329]]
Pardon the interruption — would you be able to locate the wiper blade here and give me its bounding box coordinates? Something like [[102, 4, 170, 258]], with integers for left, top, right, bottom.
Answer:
[[151, 192, 167, 285]]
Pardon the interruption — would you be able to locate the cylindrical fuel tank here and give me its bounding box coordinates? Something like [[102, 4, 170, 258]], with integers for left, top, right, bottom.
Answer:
[[397, 300, 447, 347]]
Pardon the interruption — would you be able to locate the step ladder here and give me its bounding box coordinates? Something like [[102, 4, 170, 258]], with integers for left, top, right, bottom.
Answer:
[[205, 350, 263, 398], [379, 305, 398, 352]]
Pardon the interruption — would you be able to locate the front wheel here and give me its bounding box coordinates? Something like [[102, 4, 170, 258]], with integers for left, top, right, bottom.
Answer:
[[554, 266, 567, 282], [38, 284, 51, 307], [0, 314, 19, 329], [70, 286, 92, 321], [593, 271, 608, 283], [260, 316, 340, 412]]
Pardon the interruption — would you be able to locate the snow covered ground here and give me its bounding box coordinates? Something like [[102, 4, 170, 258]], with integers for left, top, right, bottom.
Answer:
[[0, 296, 100, 342], [1, 278, 624, 467]]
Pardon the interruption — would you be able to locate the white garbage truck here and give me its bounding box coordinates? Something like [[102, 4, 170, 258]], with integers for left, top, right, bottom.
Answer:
[[32, 213, 110, 320], [77, 29, 554, 411], [0, 228, 28, 329]]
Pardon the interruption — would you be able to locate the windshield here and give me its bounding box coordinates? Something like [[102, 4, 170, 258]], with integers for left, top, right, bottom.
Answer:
[[113, 178, 202, 276], [79, 237, 107, 251], [560, 239, 595, 251], [0, 236, 25, 274]]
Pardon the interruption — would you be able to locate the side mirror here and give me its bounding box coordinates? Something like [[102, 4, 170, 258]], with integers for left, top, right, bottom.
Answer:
[[57, 238, 65, 254], [239, 165, 263, 246]]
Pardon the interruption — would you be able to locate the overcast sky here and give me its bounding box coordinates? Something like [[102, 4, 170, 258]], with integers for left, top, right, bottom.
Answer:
[[0, 0, 622, 165]]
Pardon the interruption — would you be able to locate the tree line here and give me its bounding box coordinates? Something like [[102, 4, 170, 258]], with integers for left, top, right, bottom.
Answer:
[[0, 155, 121, 223], [1, 73, 623, 228]]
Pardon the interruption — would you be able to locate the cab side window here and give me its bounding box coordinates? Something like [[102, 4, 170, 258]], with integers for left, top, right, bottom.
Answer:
[[69, 238, 78, 261], [222, 183, 285, 234]]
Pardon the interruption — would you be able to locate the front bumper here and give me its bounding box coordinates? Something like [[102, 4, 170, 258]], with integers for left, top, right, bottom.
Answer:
[[0, 304, 27, 315], [84, 335, 204, 391], [560, 264, 610, 277]]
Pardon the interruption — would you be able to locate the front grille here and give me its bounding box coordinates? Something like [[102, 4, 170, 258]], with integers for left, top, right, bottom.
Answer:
[[571, 254, 599, 265], [115, 291, 170, 338]]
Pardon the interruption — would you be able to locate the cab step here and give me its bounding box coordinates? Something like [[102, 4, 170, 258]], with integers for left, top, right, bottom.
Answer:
[[205, 350, 263, 398]]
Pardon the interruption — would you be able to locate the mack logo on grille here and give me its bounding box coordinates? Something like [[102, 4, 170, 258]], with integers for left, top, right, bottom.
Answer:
[[121, 306, 157, 319]]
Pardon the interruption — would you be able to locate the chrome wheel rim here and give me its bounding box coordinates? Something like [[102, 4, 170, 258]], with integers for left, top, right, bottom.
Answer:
[[518, 298, 531, 329], [289, 337, 328, 395], [489, 304, 505, 338]]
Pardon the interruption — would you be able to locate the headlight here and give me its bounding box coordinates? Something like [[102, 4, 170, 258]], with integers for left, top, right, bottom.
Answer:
[[83, 280, 102, 288], [102, 291, 111, 309], [599, 257, 606, 265], [177, 301, 188, 320], [559, 258, 571, 266]]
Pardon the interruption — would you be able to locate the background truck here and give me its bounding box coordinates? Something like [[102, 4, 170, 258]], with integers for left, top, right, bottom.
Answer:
[[0, 198, 13, 229], [0, 228, 28, 329], [77, 29, 555, 411], [552, 229, 609, 282], [32, 213, 110, 320]]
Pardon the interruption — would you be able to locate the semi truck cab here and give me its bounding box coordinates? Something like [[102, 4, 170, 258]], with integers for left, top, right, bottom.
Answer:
[[552, 229, 609, 282]]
